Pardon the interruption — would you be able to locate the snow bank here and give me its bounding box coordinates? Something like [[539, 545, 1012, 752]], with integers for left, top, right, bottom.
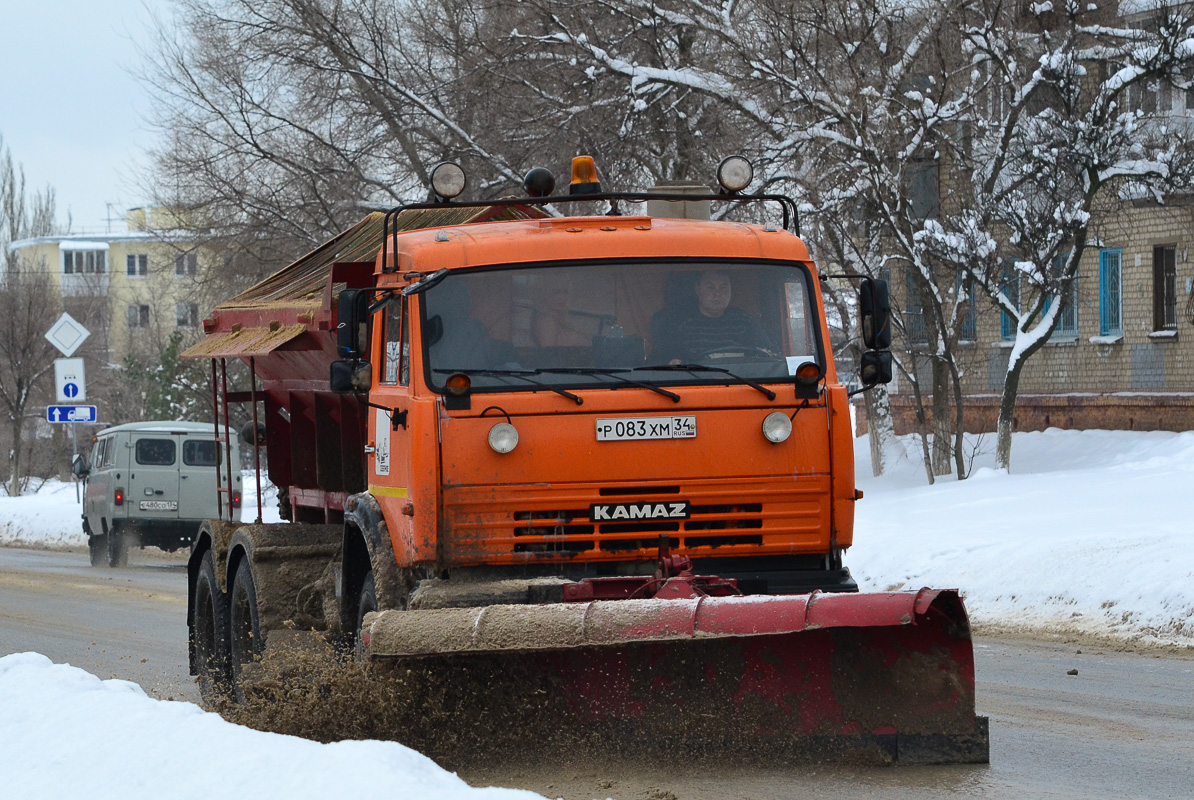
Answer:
[[852, 429, 1194, 646], [0, 471, 280, 549], [0, 653, 543, 800]]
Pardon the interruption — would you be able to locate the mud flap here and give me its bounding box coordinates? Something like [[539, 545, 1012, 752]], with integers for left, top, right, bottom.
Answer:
[[365, 589, 989, 765]]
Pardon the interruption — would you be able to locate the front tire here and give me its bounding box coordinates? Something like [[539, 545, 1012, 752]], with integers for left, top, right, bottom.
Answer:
[[228, 558, 263, 698], [192, 550, 230, 701], [354, 570, 378, 660]]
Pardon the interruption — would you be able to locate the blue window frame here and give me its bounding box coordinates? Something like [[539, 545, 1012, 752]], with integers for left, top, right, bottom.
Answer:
[[955, 273, 977, 341], [1000, 259, 1019, 340], [905, 267, 929, 348], [1046, 253, 1079, 338], [1099, 249, 1122, 336]]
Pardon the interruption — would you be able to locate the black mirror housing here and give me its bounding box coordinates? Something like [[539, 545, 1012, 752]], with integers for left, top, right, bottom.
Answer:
[[859, 350, 893, 386], [859, 278, 892, 350], [71, 453, 89, 478], [330, 360, 373, 394], [336, 289, 371, 358]]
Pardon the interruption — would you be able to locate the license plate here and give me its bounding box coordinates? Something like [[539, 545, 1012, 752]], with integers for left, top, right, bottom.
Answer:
[[596, 416, 696, 441], [139, 500, 177, 511]]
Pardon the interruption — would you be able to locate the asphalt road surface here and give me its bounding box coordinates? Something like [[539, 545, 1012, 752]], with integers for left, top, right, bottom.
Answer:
[[2, 545, 1192, 799]]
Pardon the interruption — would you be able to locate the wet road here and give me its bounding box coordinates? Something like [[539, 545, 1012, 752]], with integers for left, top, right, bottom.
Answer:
[[2, 546, 1191, 798]]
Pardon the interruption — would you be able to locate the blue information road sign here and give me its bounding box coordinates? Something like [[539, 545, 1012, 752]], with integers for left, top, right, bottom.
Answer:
[[47, 405, 96, 423]]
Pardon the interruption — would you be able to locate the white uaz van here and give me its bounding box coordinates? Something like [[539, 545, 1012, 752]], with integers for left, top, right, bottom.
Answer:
[[76, 421, 241, 567]]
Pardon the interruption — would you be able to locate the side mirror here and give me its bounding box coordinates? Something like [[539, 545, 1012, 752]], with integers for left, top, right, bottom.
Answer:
[[336, 289, 371, 359], [859, 278, 892, 350], [859, 350, 893, 386], [330, 360, 373, 394], [71, 453, 89, 478]]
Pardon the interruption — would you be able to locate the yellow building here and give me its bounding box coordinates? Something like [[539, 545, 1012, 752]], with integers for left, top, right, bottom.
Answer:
[[7, 208, 214, 364]]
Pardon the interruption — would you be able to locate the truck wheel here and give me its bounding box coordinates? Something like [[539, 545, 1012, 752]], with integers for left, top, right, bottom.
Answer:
[[192, 550, 230, 700], [107, 528, 128, 568], [88, 534, 107, 567], [228, 558, 263, 697], [354, 570, 378, 660]]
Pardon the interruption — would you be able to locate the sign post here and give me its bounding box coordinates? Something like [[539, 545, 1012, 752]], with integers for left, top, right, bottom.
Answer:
[[46, 315, 92, 503]]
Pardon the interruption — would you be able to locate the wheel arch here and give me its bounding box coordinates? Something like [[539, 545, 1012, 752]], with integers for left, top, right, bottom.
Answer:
[[342, 492, 403, 633]]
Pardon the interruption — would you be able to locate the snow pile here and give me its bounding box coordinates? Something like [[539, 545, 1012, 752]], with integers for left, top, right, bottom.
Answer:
[[0, 480, 83, 548], [0, 471, 280, 549], [0, 653, 543, 800], [852, 429, 1194, 646]]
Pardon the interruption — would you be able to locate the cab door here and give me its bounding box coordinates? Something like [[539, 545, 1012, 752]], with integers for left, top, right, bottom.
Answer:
[[178, 436, 221, 520], [128, 435, 181, 520], [370, 295, 416, 559]]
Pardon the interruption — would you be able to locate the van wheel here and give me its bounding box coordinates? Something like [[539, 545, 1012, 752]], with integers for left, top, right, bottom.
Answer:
[[107, 527, 128, 568], [192, 550, 230, 701], [228, 558, 263, 700], [88, 534, 107, 567]]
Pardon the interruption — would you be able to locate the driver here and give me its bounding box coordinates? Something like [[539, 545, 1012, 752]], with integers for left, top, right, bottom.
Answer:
[[658, 270, 774, 363]]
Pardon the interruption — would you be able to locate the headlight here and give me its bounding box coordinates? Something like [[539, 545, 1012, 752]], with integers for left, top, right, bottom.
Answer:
[[716, 156, 753, 193], [762, 411, 792, 444], [431, 162, 466, 199], [488, 422, 519, 454]]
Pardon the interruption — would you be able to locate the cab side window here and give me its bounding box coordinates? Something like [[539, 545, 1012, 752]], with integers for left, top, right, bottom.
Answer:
[[135, 438, 176, 466], [381, 295, 409, 387], [96, 438, 115, 469]]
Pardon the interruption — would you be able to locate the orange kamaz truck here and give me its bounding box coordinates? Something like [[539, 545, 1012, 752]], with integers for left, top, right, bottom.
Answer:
[[185, 157, 987, 764]]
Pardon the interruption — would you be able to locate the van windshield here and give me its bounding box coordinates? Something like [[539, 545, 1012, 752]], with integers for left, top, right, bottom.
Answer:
[[419, 260, 821, 393]]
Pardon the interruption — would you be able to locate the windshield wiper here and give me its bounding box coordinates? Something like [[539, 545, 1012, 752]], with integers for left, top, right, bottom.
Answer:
[[634, 363, 777, 401], [536, 368, 681, 402], [432, 368, 583, 405]]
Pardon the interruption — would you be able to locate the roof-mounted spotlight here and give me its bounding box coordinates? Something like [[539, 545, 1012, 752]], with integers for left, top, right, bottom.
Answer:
[[716, 156, 754, 194], [569, 156, 602, 195], [430, 162, 466, 200], [523, 167, 556, 198]]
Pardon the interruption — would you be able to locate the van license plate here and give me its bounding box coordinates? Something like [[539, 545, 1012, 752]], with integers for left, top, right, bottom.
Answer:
[[139, 500, 177, 511], [596, 416, 696, 441]]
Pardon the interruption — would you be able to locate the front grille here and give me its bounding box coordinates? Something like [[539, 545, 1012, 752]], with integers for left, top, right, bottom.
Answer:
[[443, 477, 827, 562]]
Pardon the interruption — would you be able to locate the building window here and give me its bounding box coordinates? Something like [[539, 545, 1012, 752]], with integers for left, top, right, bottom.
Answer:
[[176, 303, 199, 328], [63, 250, 106, 275], [903, 267, 929, 349], [1000, 259, 1019, 340], [127, 304, 150, 329], [1099, 249, 1122, 336], [1153, 245, 1177, 331], [955, 273, 977, 342], [175, 252, 198, 276], [1046, 253, 1079, 339], [126, 254, 148, 277]]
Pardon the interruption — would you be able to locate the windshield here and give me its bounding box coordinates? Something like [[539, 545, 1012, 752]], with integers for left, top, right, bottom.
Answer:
[[420, 260, 822, 392]]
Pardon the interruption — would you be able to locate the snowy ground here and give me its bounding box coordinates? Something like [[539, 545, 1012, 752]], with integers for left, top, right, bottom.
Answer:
[[850, 429, 1194, 647], [0, 653, 542, 800]]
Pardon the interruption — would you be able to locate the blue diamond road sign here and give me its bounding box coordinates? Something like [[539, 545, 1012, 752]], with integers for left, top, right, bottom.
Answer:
[[47, 405, 96, 423]]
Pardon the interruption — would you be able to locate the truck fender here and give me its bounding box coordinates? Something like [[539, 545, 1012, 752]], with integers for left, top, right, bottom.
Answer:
[[343, 492, 407, 627]]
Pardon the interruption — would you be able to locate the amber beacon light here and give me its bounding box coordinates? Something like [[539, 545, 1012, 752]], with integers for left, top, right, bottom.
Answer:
[[569, 156, 602, 195]]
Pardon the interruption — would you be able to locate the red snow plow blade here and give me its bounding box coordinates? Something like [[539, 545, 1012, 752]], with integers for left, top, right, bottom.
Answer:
[[364, 587, 989, 765]]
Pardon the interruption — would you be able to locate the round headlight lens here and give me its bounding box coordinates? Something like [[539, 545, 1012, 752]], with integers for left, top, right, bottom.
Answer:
[[430, 162, 466, 199], [716, 156, 754, 193], [488, 422, 519, 454], [762, 411, 793, 444]]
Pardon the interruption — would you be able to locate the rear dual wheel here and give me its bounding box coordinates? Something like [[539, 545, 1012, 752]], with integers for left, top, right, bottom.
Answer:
[[228, 558, 264, 699], [192, 550, 230, 701]]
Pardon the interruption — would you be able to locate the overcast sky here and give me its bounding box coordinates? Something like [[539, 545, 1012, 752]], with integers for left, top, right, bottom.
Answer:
[[1, 1, 167, 234]]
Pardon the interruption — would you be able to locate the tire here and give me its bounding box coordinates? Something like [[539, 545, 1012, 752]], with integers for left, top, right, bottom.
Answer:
[[88, 534, 107, 567], [192, 550, 230, 701], [354, 570, 378, 660], [228, 558, 263, 699], [107, 526, 128, 568]]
